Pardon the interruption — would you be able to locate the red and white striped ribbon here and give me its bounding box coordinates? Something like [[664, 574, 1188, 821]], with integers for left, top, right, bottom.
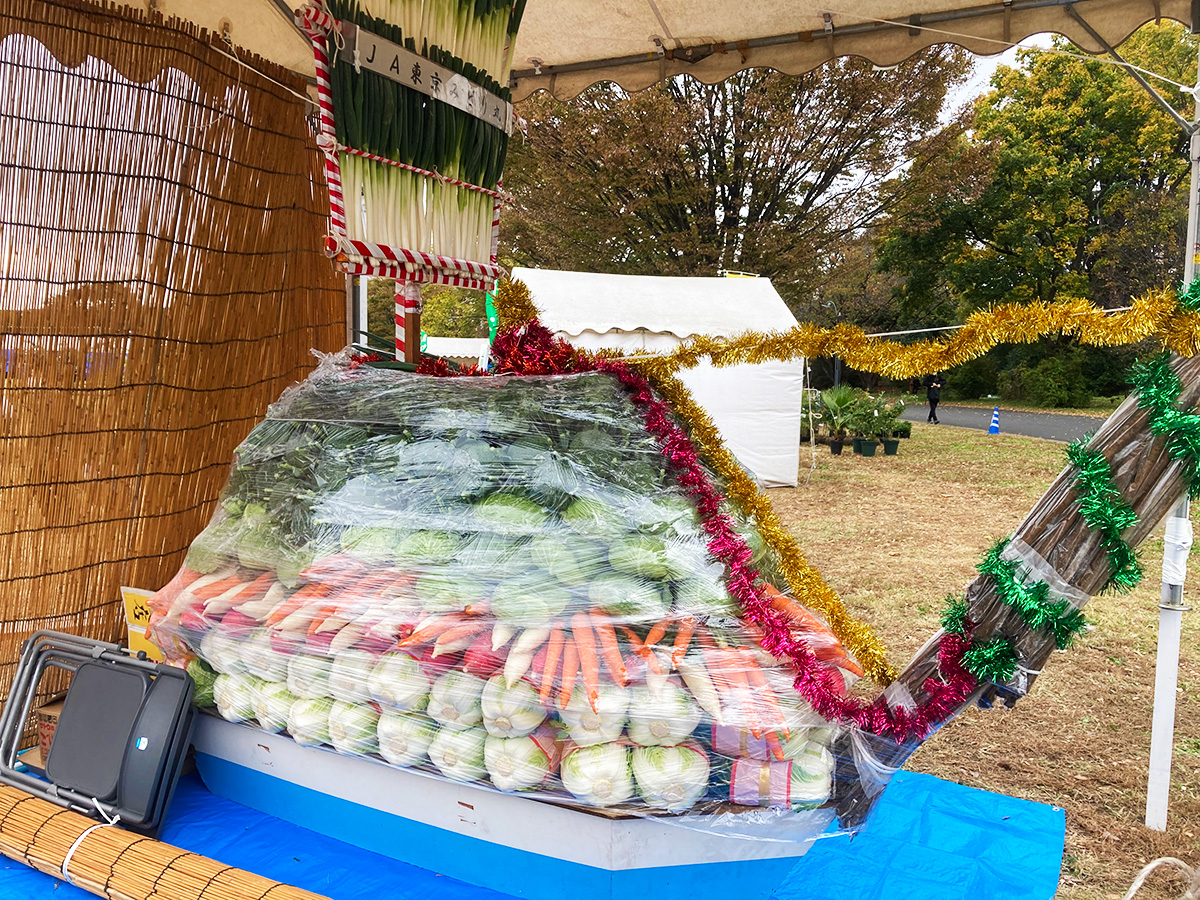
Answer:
[[297, 5, 347, 236], [341, 260, 492, 292], [325, 235, 501, 280], [339, 146, 512, 202]]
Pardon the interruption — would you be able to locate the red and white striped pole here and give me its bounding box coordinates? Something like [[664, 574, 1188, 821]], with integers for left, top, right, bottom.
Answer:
[[395, 278, 423, 363]]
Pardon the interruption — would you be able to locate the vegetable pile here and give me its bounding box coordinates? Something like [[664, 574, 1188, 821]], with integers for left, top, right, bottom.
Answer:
[[150, 355, 861, 816]]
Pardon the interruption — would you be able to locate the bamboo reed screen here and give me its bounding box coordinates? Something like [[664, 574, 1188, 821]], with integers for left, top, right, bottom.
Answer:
[[0, 782, 331, 899], [0, 0, 345, 710]]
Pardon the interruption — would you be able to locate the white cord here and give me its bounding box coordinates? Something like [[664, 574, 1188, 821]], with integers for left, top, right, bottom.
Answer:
[[60, 801, 121, 886]]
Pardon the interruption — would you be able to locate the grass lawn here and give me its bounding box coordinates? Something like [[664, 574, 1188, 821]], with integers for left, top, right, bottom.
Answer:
[[767, 424, 1200, 900]]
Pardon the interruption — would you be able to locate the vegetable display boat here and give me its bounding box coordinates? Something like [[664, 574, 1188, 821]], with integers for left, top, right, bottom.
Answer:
[[148, 327, 1200, 900]]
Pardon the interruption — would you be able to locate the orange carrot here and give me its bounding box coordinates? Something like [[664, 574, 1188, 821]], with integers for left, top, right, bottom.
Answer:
[[589, 612, 627, 686], [306, 603, 342, 636], [671, 617, 695, 668], [721, 652, 761, 738], [642, 617, 672, 649], [397, 613, 467, 647], [464, 597, 491, 616], [265, 582, 332, 626], [618, 624, 662, 676], [571, 612, 600, 713], [179, 568, 204, 587], [764, 729, 786, 762], [558, 635, 579, 709], [540, 624, 565, 704], [740, 650, 789, 738], [433, 619, 488, 650], [761, 584, 865, 677], [190, 574, 243, 601]]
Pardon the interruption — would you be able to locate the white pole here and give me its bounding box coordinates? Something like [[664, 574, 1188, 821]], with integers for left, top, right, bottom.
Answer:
[[1145, 42, 1200, 831]]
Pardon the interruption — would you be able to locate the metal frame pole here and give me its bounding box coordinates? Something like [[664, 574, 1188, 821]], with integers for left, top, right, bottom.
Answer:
[[1144, 39, 1200, 833]]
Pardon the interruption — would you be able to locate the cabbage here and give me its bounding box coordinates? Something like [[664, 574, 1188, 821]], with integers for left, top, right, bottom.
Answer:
[[254, 682, 298, 733], [480, 675, 546, 737], [328, 649, 376, 703], [672, 578, 740, 620], [427, 671, 486, 729], [787, 742, 834, 809], [456, 533, 528, 578], [561, 497, 628, 537], [186, 658, 218, 708], [377, 712, 437, 767], [560, 743, 633, 807], [241, 628, 290, 682], [607, 534, 669, 579], [529, 534, 606, 587], [329, 700, 380, 756], [213, 672, 263, 723], [631, 742, 711, 811], [413, 571, 487, 613], [429, 726, 487, 782], [560, 683, 629, 747], [586, 574, 669, 622], [632, 493, 700, 535], [393, 530, 460, 565], [490, 575, 570, 626], [662, 538, 717, 582], [626, 682, 701, 746], [473, 494, 548, 534], [287, 697, 334, 747], [201, 628, 247, 675], [286, 652, 332, 700], [368, 653, 431, 712], [340, 525, 399, 564], [485, 730, 558, 791]]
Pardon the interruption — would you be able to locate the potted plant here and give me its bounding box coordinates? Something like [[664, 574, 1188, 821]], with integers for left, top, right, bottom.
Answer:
[[878, 401, 905, 455], [818, 386, 857, 455], [846, 396, 883, 457]]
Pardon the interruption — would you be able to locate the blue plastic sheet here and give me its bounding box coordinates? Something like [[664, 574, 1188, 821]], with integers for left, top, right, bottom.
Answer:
[[0, 770, 1064, 900]]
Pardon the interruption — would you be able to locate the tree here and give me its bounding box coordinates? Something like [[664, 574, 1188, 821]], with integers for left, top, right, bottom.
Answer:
[[877, 23, 1195, 314], [364, 279, 487, 348], [500, 50, 973, 313]]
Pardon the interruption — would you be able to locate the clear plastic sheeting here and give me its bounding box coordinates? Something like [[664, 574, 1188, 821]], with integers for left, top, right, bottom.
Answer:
[[148, 353, 865, 838]]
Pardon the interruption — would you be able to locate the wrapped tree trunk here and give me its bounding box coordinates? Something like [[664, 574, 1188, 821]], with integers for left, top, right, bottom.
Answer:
[[834, 352, 1200, 827]]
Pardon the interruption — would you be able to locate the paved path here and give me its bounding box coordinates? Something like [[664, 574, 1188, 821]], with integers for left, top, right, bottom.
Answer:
[[900, 403, 1105, 442]]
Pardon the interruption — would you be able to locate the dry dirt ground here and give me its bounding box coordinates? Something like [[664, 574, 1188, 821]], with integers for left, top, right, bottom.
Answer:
[[767, 426, 1200, 900]]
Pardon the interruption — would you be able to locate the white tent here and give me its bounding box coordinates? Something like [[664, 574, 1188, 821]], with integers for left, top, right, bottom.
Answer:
[[512, 267, 805, 488]]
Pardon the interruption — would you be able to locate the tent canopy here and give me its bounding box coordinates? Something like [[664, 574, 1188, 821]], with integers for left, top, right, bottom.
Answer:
[[511, 268, 799, 343], [117, 0, 1191, 99], [512, 267, 806, 488]]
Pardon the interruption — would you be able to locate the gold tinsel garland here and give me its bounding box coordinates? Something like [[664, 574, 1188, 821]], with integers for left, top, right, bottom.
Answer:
[[634, 287, 1200, 379], [495, 277, 540, 332]]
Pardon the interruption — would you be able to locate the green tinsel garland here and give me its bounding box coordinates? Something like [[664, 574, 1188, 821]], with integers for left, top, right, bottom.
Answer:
[[961, 637, 1020, 684], [1064, 441, 1143, 592], [1178, 276, 1200, 314], [1129, 352, 1200, 499], [941, 597, 970, 635], [978, 540, 1090, 647]]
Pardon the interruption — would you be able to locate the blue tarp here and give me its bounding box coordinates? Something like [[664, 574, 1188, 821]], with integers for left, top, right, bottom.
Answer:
[[0, 770, 1064, 900]]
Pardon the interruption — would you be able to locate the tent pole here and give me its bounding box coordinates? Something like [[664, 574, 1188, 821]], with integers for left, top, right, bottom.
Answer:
[[1144, 40, 1200, 833]]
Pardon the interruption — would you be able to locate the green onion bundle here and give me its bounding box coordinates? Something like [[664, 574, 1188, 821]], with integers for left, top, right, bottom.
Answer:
[[326, 0, 526, 263]]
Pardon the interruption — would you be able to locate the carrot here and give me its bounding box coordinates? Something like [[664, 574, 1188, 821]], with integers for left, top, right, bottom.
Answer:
[[540, 624, 565, 704], [740, 650, 789, 738], [464, 597, 491, 616], [265, 582, 332, 626], [671, 617, 695, 668], [589, 612, 627, 686], [761, 583, 865, 677], [642, 617, 672, 649], [396, 613, 467, 647], [570, 613, 600, 713], [433, 619, 488, 653], [764, 729, 786, 762], [307, 603, 342, 636], [190, 574, 243, 601], [558, 635, 579, 710], [618, 625, 644, 654], [721, 651, 761, 738], [179, 567, 205, 587]]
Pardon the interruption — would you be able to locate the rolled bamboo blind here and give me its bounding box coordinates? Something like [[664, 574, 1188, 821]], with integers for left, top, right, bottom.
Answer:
[[0, 0, 345, 710], [0, 783, 330, 899]]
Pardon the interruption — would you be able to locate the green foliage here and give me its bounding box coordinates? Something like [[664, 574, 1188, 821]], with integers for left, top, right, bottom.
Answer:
[[944, 353, 998, 400], [818, 385, 861, 440], [365, 278, 487, 344]]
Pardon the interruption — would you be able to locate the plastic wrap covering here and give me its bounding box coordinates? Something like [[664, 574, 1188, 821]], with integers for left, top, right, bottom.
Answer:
[[149, 355, 864, 838]]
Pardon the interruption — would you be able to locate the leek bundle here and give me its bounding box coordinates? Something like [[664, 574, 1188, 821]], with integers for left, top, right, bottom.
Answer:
[[325, 0, 525, 263]]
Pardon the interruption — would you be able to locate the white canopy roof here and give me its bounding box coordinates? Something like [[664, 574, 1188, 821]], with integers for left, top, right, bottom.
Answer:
[[510, 267, 798, 341], [119, 0, 1189, 99]]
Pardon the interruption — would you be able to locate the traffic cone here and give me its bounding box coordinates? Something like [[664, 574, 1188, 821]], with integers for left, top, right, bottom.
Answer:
[[988, 407, 1000, 434]]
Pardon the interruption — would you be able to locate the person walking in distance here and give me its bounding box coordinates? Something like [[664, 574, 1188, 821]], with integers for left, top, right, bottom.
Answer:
[[925, 373, 944, 424]]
